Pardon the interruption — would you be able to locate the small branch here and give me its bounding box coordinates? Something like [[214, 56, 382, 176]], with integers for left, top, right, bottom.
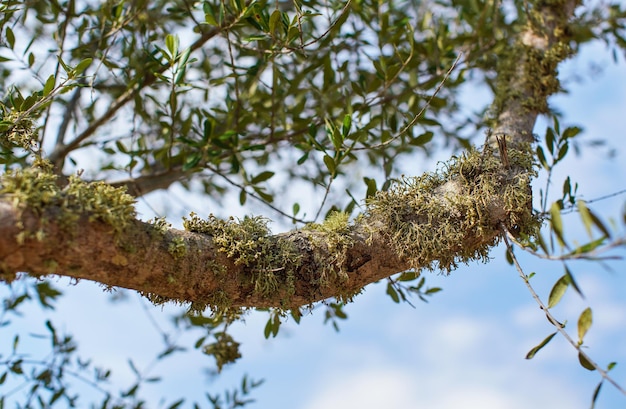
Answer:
[[351, 52, 463, 152], [501, 224, 626, 396], [109, 168, 188, 197], [505, 230, 625, 261], [48, 12, 247, 167]]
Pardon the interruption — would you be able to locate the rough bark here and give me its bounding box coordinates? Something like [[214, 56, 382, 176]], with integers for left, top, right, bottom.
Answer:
[[0, 0, 578, 309]]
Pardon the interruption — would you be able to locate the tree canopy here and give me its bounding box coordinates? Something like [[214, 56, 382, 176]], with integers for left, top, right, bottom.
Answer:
[[1, 0, 626, 407]]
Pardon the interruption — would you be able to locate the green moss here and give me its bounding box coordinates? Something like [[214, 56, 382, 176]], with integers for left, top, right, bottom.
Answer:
[[489, 3, 575, 121], [304, 211, 354, 288], [168, 236, 187, 259], [0, 161, 136, 237], [0, 111, 37, 152], [183, 213, 301, 301], [367, 145, 539, 272]]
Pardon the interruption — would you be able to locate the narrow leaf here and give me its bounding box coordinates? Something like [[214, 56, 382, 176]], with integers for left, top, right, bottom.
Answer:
[[590, 380, 603, 409], [564, 265, 584, 298], [550, 202, 566, 248], [6, 27, 15, 48], [165, 34, 179, 57], [525, 332, 557, 359], [562, 126, 582, 140], [410, 131, 434, 146], [72, 58, 92, 76], [323, 155, 336, 176], [341, 114, 352, 138], [250, 171, 274, 184], [578, 352, 596, 371], [588, 209, 611, 238], [577, 307, 592, 344], [43, 75, 56, 96], [547, 274, 570, 308], [386, 282, 400, 303]]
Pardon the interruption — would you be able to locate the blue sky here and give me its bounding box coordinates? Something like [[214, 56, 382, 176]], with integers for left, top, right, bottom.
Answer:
[[2, 25, 626, 409]]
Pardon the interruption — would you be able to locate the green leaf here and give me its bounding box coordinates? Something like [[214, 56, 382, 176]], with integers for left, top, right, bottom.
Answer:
[[165, 34, 179, 57], [397, 271, 419, 282], [72, 58, 93, 77], [525, 332, 557, 359], [545, 127, 555, 156], [341, 114, 352, 138], [290, 308, 301, 324], [563, 265, 583, 298], [577, 200, 593, 237], [410, 131, 434, 146], [167, 399, 185, 409], [588, 208, 611, 238], [386, 282, 400, 303], [43, 75, 56, 96], [5, 27, 15, 49], [269, 9, 281, 34], [591, 381, 603, 409], [578, 352, 596, 371], [251, 171, 274, 184], [552, 116, 561, 135], [577, 307, 592, 344], [562, 126, 582, 140], [239, 189, 247, 205], [536, 146, 549, 170], [547, 274, 569, 309], [568, 237, 606, 256], [323, 154, 336, 176], [183, 153, 202, 171], [325, 117, 342, 150], [549, 201, 566, 248], [363, 177, 377, 199]]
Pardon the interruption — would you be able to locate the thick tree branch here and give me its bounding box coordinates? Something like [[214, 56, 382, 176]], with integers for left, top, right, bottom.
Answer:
[[0, 0, 580, 310], [0, 148, 536, 309]]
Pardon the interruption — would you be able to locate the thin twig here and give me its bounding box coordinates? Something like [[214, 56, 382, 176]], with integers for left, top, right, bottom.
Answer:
[[504, 230, 624, 261], [205, 164, 309, 224], [500, 224, 626, 396], [49, 10, 248, 165], [351, 51, 463, 151]]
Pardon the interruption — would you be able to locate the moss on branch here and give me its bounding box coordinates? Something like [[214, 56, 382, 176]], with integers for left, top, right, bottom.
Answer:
[[366, 144, 539, 272]]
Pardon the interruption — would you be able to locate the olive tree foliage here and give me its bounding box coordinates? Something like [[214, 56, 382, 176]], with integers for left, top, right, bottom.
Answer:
[[1, 0, 626, 406]]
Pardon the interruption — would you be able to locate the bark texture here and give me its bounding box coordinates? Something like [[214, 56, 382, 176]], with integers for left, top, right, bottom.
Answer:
[[0, 0, 578, 309]]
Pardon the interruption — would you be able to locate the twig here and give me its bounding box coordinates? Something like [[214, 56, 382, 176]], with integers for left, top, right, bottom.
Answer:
[[351, 51, 463, 151], [49, 10, 248, 165], [500, 223, 626, 396], [204, 164, 309, 224], [504, 230, 624, 261]]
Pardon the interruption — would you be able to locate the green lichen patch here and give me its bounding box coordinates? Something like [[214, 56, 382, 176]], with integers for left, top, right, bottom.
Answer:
[[0, 110, 38, 152], [183, 213, 301, 301], [168, 236, 187, 259], [366, 145, 539, 273], [490, 2, 576, 120], [0, 162, 136, 236], [304, 211, 355, 289]]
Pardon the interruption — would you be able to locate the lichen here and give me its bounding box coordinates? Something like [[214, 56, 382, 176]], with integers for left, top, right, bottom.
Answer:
[[0, 110, 38, 152], [366, 145, 539, 272], [489, 2, 575, 120], [0, 160, 136, 237], [183, 213, 301, 301], [304, 211, 354, 288], [168, 236, 187, 259]]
